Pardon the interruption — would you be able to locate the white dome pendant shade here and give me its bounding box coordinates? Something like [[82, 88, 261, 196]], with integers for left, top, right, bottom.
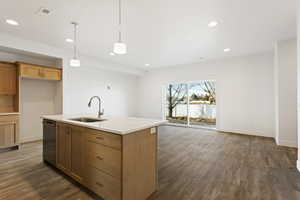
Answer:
[[113, 41, 127, 55], [113, 0, 127, 55], [69, 59, 81, 67], [70, 22, 81, 67]]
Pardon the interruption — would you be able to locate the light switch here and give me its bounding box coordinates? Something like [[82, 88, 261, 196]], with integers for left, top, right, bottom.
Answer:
[[150, 127, 156, 134]]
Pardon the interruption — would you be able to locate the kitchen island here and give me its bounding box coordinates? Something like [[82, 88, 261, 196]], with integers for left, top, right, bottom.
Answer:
[[42, 115, 166, 200]]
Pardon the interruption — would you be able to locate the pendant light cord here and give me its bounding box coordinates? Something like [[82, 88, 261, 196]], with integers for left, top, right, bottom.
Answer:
[[73, 23, 78, 59], [119, 0, 121, 26], [118, 0, 122, 42]]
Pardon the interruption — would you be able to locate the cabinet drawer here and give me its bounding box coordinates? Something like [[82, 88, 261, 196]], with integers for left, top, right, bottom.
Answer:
[[86, 141, 121, 179], [85, 166, 121, 200], [86, 130, 121, 150]]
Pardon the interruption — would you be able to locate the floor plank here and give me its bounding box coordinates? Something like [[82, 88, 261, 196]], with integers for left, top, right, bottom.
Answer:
[[0, 126, 299, 200]]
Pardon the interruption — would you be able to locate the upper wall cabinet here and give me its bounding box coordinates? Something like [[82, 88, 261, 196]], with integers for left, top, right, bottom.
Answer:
[[0, 62, 19, 113], [18, 62, 62, 81], [0, 62, 17, 95]]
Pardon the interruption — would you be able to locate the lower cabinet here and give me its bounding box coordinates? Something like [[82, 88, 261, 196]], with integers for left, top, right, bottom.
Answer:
[[0, 115, 19, 149], [56, 122, 157, 200], [70, 125, 85, 181], [85, 166, 121, 200], [57, 123, 84, 182]]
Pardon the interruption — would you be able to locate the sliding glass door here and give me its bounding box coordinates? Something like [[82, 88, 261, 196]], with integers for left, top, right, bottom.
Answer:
[[165, 81, 216, 128], [165, 83, 188, 125]]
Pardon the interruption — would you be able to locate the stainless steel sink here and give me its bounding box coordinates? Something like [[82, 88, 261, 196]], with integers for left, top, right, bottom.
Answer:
[[68, 117, 106, 123]]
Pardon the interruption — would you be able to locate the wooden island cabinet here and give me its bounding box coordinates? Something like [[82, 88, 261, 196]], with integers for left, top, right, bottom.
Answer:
[[56, 122, 158, 200], [57, 123, 85, 183]]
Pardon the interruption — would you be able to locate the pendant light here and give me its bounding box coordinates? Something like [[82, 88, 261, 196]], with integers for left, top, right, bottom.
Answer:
[[70, 22, 81, 67], [113, 0, 127, 55]]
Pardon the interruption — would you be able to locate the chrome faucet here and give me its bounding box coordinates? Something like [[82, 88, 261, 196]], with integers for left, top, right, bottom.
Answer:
[[88, 96, 104, 118]]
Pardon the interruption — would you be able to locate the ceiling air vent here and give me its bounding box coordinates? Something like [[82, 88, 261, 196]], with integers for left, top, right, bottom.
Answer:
[[36, 7, 52, 16]]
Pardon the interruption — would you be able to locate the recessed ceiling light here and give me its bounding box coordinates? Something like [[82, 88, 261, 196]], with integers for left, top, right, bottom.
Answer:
[[208, 21, 218, 27], [224, 48, 231, 52], [145, 64, 150, 67], [65, 38, 74, 43], [109, 52, 115, 56], [5, 19, 19, 26]]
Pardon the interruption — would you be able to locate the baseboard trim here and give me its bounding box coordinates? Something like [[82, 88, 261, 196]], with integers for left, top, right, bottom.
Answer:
[[297, 160, 300, 172], [21, 136, 42, 144], [275, 139, 298, 148], [218, 129, 273, 138], [163, 123, 216, 131]]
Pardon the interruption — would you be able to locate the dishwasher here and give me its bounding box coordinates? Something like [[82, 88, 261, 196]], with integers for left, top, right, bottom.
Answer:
[[43, 119, 57, 166]]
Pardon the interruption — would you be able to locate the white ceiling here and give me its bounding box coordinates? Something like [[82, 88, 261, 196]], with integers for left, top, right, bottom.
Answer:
[[0, 0, 297, 69]]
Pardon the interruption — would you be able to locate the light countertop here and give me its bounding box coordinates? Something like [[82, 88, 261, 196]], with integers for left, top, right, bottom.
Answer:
[[0, 112, 20, 116], [42, 114, 167, 135]]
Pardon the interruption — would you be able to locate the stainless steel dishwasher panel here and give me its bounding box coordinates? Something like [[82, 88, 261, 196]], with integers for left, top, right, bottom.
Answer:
[[43, 119, 57, 166]]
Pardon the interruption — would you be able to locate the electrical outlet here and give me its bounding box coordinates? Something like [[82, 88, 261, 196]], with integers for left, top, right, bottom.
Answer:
[[150, 127, 156, 134]]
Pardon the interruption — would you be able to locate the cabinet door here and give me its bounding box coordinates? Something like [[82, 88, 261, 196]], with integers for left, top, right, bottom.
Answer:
[[0, 63, 17, 95], [19, 63, 62, 81], [57, 124, 71, 172], [70, 126, 84, 182], [41, 68, 62, 81], [19, 64, 40, 79], [0, 116, 19, 148]]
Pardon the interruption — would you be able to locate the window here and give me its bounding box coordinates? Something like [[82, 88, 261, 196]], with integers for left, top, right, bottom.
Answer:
[[164, 81, 216, 128]]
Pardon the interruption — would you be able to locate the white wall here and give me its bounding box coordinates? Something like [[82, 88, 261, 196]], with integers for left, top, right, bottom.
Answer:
[[63, 65, 138, 117], [137, 53, 275, 137], [20, 79, 59, 142], [274, 39, 297, 147]]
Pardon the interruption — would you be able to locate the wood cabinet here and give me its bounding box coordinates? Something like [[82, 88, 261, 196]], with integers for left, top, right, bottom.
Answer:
[[86, 140, 121, 179], [0, 115, 19, 149], [0, 62, 19, 114], [57, 123, 71, 172], [122, 129, 158, 200], [18, 62, 62, 81], [57, 123, 84, 182], [0, 63, 17, 95], [85, 166, 121, 200], [70, 125, 85, 182], [0, 62, 20, 150], [55, 122, 158, 200]]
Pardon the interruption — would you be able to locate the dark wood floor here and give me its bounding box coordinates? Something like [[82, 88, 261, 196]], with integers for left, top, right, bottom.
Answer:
[[0, 126, 299, 200]]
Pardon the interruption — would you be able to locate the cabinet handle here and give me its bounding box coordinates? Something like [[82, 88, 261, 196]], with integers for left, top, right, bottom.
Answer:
[[96, 182, 103, 187], [96, 156, 103, 160], [96, 137, 104, 140]]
